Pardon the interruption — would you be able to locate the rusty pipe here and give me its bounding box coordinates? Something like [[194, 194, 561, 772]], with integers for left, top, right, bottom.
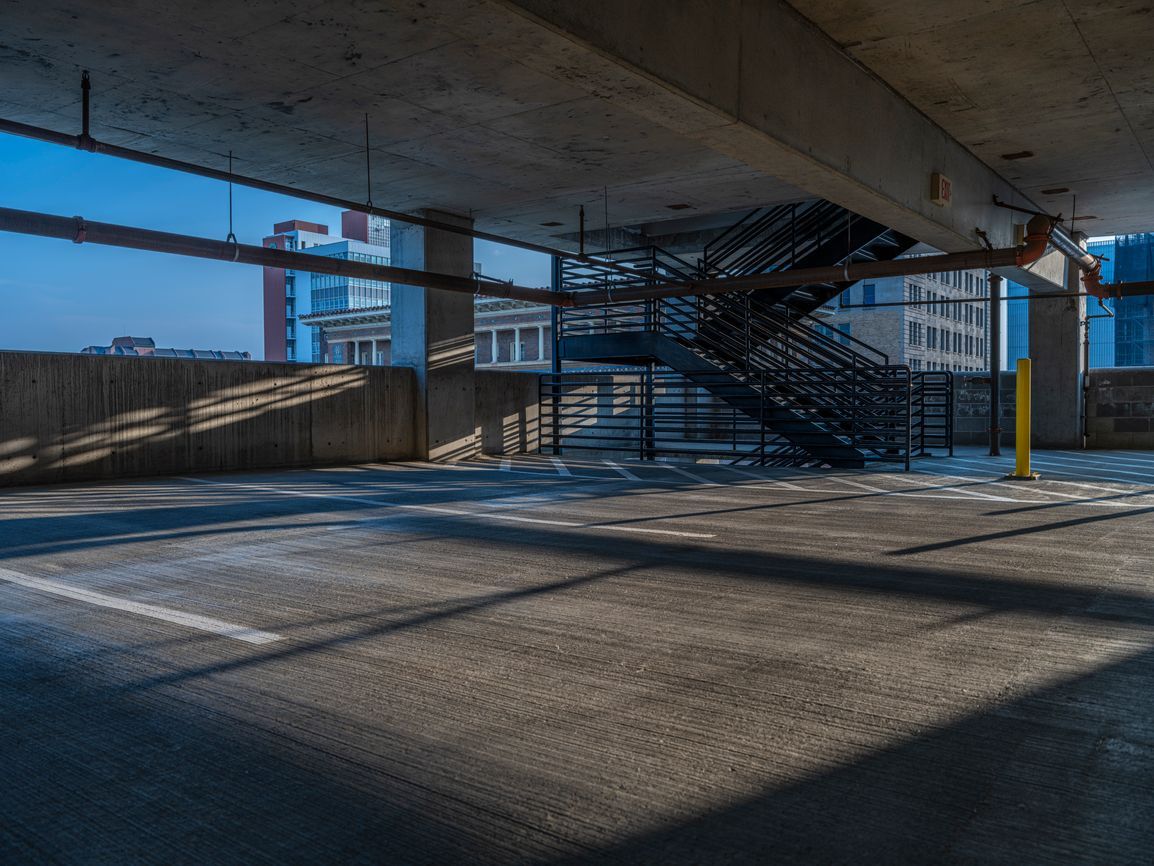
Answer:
[[0, 206, 573, 307], [570, 215, 1054, 306]]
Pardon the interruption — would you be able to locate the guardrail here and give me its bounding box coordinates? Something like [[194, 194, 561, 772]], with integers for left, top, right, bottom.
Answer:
[[541, 366, 922, 469]]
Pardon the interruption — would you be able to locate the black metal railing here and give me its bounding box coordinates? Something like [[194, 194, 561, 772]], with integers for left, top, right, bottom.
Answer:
[[542, 366, 920, 469], [559, 291, 888, 372], [548, 199, 944, 468], [912, 371, 954, 458]]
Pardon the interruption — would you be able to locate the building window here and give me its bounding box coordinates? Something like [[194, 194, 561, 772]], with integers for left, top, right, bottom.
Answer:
[[908, 321, 922, 346], [521, 327, 542, 362], [476, 331, 493, 364], [495, 329, 516, 363], [862, 284, 876, 305]]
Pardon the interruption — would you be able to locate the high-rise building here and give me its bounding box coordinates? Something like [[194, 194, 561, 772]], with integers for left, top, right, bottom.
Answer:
[[262, 212, 391, 363], [1113, 233, 1154, 366], [1085, 237, 1117, 368], [820, 268, 990, 372], [1006, 280, 1030, 369], [1007, 235, 1154, 369], [263, 213, 554, 368]]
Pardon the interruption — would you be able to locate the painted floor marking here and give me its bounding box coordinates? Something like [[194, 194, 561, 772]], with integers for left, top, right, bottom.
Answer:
[[604, 460, 640, 481], [500, 458, 511, 472], [890, 471, 1016, 502], [0, 566, 282, 644], [662, 464, 722, 486], [549, 456, 573, 477], [719, 465, 808, 491], [926, 461, 1123, 501], [180, 477, 714, 539], [945, 456, 1151, 491], [1045, 451, 1154, 471]]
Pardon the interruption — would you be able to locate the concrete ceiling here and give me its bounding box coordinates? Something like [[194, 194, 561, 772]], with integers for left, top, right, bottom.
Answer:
[[0, 0, 1150, 254], [788, 0, 1154, 236], [0, 0, 806, 246]]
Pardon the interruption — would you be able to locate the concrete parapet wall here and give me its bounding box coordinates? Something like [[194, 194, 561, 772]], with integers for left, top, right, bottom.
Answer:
[[954, 367, 1154, 449], [474, 370, 540, 455], [0, 352, 417, 487], [1086, 367, 1154, 449]]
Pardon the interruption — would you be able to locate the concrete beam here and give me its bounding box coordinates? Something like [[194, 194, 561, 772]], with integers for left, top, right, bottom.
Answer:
[[500, 0, 1064, 289]]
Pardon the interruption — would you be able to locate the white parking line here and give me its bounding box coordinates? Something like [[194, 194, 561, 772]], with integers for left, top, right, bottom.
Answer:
[[662, 464, 721, 486], [899, 471, 1017, 501], [549, 457, 572, 477], [181, 477, 715, 539], [719, 465, 808, 491], [0, 566, 282, 644], [946, 456, 1149, 490], [604, 460, 640, 481]]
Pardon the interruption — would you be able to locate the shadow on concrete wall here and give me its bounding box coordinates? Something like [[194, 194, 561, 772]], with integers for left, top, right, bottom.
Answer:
[[0, 352, 418, 487]]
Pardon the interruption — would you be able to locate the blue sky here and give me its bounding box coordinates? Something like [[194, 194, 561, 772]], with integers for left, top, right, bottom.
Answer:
[[0, 133, 550, 356]]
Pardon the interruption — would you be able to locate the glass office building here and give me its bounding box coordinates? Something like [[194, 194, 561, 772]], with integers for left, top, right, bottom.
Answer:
[[1005, 280, 1030, 370], [1113, 234, 1154, 366], [1085, 238, 1116, 368], [1003, 234, 1154, 369]]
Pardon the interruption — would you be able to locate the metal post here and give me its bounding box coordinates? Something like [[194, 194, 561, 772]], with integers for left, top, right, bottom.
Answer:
[[550, 256, 562, 376], [905, 371, 913, 472], [549, 256, 562, 455], [1006, 358, 1040, 479], [988, 273, 1003, 456]]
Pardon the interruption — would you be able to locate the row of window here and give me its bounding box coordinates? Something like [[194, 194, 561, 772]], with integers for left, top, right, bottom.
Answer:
[[924, 271, 986, 294], [908, 322, 985, 357], [910, 359, 983, 372], [475, 326, 549, 364]]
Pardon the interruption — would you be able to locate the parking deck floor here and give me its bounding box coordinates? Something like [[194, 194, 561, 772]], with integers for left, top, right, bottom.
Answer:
[[3, 448, 1154, 863]]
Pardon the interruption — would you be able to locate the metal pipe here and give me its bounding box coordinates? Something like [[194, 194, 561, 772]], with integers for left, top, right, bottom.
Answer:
[[570, 215, 1054, 306], [988, 273, 1003, 457], [0, 113, 654, 285], [0, 206, 572, 307]]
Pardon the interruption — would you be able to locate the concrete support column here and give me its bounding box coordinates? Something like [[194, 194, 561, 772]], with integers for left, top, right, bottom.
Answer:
[[390, 210, 477, 460], [371, 339, 378, 366], [1028, 253, 1087, 448]]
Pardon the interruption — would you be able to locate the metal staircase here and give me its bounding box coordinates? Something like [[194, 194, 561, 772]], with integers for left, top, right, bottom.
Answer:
[[545, 200, 953, 468]]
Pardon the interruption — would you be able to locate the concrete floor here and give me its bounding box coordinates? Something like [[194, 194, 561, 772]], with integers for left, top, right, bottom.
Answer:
[[2, 449, 1154, 864]]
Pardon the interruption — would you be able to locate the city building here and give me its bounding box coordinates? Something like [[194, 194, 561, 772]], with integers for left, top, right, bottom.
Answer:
[[1113, 233, 1154, 366], [1006, 234, 1154, 369], [262, 212, 391, 363], [1006, 280, 1031, 368], [820, 267, 990, 372], [81, 336, 251, 360], [264, 213, 553, 369]]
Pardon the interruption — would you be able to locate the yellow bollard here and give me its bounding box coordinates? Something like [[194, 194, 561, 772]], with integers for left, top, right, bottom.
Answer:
[[1006, 357, 1040, 480]]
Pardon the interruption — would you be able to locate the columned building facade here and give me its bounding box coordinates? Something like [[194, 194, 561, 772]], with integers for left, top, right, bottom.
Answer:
[[263, 212, 552, 369]]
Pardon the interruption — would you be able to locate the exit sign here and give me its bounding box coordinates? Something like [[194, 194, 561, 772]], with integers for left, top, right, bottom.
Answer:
[[930, 172, 953, 207]]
